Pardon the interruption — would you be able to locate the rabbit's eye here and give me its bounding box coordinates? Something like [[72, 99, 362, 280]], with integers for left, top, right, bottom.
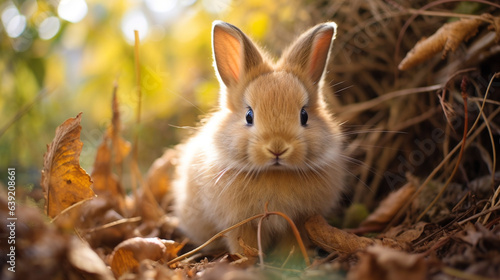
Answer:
[[300, 107, 308, 126], [246, 108, 254, 125]]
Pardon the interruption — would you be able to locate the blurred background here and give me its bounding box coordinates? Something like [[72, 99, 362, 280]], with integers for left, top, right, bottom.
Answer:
[[1, 0, 316, 187]]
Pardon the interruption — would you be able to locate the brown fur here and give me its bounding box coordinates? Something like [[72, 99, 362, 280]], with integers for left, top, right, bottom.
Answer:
[[173, 21, 345, 253]]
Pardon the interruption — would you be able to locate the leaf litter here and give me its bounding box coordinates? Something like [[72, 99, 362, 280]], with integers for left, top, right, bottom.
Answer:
[[2, 1, 500, 279]]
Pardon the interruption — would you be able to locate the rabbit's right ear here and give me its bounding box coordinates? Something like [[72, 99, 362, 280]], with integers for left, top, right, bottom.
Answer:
[[212, 21, 263, 88], [280, 22, 337, 86]]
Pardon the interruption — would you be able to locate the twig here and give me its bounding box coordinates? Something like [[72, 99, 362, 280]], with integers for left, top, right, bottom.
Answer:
[[337, 84, 443, 116], [83, 216, 142, 233], [481, 184, 500, 224], [458, 204, 500, 226], [257, 209, 266, 268], [406, 9, 493, 24], [265, 211, 310, 266], [50, 197, 94, 224], [387, 105, 500, 229], [130, 30, 143, 204], [477, 73, 500, 224], [167, 207, 311, 267], [416, 77, 469, 221], [280, 246, 296, 269], [167, 214, 264, 265], [387, 73, 500, 229]]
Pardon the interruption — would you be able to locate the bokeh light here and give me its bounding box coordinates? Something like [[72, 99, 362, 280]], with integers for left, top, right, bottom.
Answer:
[[38, 16, 61, 40], [58, 0, 88, 23], [121, 9, 149, 43], [2, 4, 26, 38], [145, 0, 177, 13]]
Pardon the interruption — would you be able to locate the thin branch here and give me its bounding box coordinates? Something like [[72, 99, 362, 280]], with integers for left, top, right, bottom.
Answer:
[[416, 77, 469, 221], [83, 216, 142, 233], [458, 204, 500, 225], [166, 214, 264, 266], [167, 206, 311, 267], [387, 73, 500, 228]]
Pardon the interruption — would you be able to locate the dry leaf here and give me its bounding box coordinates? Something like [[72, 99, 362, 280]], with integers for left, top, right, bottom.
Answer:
[[144, 149, 175, 200], [110, 83, 131, 165], [137, 149, 176, 221], [109, 237, 182, 277], [90, 135, 125, 213], [360, 182, 416, 229], [161, 239, 184, 261], [82, 203, 132, 248], [306, 215, 410, 254], [399, 17, 483, 70], [384, 222, 430, 243], [68, 237, 114, 280], [41, 112, 95, 218], [347, 245, 427, 280], [90, 87, 130, 214], [306, 214, 376, 254]]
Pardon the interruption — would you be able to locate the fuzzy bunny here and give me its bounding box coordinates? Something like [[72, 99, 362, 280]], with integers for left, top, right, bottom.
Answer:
[[173, 20, 345, 254]]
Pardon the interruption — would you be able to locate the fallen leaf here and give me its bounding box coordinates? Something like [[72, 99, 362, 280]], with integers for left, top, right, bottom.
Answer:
[[360, 182, 416, 229], [161, 239, 185, 261], [143, 149, 175, 201], [306, 214, 376, 254], [136, 149, 176, 221], [109, 237, 182, 277], [82, 203, 132, 248], [90, 87, 130, 215], [399, 17, 483, 70], [347, 245, 427, 280], [90, 135, 125, 214], [384, 222, 430, 243], [41, 112, 95, 218], [109, 85, 131, 165], [68, 237, 114, 280], [306, 215, 410, 254]]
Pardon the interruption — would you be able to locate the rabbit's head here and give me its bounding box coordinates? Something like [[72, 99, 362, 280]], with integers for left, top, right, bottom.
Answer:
[[211, 21, 343, 173]]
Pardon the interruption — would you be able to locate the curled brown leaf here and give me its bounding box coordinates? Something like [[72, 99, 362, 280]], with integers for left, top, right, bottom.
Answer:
[[360, 182, 416, 229], [305, 215, 410, 255], [109, 237, 182, 277], [41, 112, 95, 218]]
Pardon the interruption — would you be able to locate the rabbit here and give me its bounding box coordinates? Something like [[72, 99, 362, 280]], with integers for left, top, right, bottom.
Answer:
[[173, 20, 345, 254]]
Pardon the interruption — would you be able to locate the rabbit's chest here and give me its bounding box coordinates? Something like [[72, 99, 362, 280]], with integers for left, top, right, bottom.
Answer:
[[206, 169, 335, 227]]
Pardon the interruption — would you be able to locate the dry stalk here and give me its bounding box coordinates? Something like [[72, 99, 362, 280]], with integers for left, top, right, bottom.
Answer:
[[387, 105, 500, 228], [386, 71, 500, 227], [477, 73, 500, 224], [416, 77, 469, 221], [167, 206, 311, 267]]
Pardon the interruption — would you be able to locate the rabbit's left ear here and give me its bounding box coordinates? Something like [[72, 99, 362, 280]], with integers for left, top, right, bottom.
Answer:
[[212, 20, 264, 88], [281, 22, 337, 85]]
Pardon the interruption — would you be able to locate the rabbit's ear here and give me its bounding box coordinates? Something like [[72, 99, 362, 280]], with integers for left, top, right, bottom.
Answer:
[[212, 21, 263, 88], [282, 22, 337, 85]]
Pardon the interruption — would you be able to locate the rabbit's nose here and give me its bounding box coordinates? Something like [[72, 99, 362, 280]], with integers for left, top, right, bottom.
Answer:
[[265, 139, 292, 159], [268, 148, 288, 158]]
